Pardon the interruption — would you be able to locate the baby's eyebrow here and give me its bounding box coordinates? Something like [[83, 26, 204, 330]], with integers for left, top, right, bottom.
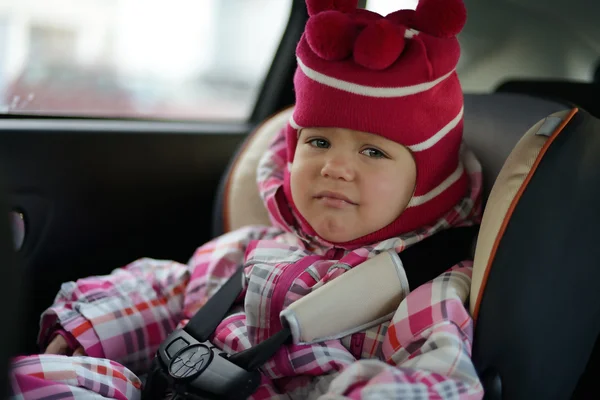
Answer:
[[360, 139, 390, 149]]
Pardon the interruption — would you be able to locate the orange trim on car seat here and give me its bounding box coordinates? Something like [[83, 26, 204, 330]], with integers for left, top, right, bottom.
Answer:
[[472, 108, 579, 321], [222, 106, 294, 233]]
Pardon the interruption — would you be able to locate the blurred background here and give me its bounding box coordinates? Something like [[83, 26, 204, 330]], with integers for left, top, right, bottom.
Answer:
[[0, 0, 598, 121]]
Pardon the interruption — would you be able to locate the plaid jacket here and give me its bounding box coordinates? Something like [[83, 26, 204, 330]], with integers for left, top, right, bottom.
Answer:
[[10, 128, 484, 399]]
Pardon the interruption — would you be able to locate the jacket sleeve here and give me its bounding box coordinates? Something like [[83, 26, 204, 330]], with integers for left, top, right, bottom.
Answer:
[[39, 226, 273, 375], [10, 354, 143, 400], [319, 261, 484, 400]]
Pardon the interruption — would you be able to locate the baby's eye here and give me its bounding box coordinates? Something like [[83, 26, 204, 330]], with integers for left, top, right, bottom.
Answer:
[[308, 139, 330, 149], [361, 148, 386, 159]]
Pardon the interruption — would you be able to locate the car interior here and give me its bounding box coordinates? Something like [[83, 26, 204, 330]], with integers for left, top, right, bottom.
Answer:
[[0, 0, 599, 399]]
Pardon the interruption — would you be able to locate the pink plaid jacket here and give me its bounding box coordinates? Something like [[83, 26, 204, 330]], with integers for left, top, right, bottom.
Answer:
[[10, 128, 484, 399]]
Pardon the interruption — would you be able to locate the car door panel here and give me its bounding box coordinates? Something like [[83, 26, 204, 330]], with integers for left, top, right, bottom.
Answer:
[[0, 121, 247, 352]]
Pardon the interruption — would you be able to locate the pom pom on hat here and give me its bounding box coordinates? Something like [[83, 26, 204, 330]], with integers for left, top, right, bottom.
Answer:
[[305, 0, 359, 16], [304, 0, 467, 68], [305, 11, 358, 61], [354, 19, 406, 70], [385, 9, 416, 27], [395, 0, 467, 38]]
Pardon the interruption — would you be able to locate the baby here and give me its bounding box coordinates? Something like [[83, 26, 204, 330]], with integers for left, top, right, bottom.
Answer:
[[10, 0, 484, 398]]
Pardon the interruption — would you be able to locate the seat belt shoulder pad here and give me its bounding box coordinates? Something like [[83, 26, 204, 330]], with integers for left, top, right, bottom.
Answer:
[[280, 250, 409, 344]]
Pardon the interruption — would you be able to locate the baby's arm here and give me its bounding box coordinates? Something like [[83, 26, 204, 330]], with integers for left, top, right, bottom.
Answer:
[[320, 261, 484, 400], [38, 257, 191, 375], [38, 226, 275, 375]]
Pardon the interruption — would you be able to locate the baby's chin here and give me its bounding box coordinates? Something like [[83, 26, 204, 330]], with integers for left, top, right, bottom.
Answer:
[[311, 217, 364, 244]]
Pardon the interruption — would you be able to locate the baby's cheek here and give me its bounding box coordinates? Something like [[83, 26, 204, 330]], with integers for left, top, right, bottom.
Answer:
[[290, 166, 307, 201], [366, 174, 412, 213], [373, 170, 409, 194]]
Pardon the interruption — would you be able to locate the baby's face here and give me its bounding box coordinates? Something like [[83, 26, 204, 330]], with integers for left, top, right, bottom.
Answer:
[[290, 127, 417, 243]]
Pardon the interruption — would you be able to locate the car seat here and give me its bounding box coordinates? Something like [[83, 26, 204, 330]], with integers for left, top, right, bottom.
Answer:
[[212, 92, 600, 399], [495, 79, 600, 118]]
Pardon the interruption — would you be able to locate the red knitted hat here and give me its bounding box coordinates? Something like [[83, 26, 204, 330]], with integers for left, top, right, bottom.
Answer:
[[283, 0, 470, 247]]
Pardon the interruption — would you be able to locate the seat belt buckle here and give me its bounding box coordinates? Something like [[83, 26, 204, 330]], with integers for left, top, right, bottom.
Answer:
[[147, 328, 262, 399]]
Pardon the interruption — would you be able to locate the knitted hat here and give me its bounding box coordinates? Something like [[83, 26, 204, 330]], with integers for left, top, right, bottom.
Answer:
[[283, 0, 470, 247]]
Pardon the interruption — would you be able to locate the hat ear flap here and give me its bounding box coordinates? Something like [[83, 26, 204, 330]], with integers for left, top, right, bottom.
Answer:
[[411, 0, 467, 38], [385, 9, 417, 27]]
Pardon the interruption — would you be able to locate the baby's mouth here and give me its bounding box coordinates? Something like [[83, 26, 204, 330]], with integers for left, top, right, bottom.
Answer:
[[314, 191, 358, 207]]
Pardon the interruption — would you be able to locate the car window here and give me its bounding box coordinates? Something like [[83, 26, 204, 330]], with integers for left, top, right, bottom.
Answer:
[[0, 0, 292, 121]]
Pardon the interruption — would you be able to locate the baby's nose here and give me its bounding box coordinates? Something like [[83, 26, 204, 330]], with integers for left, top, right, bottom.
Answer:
[[321, 154, 355, 181]]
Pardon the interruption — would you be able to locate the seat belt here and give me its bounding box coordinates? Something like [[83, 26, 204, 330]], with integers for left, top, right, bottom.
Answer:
[[183, 267, 246, 343], [142, 226, 478, 400]]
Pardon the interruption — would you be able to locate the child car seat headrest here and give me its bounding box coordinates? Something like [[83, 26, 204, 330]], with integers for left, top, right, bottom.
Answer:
[[470, 108, 576, 318], [215, 107, 291, 233], [471, 107, 600, 400]]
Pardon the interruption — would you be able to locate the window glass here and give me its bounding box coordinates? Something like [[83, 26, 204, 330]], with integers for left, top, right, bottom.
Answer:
[[0, 0, 292, 121]]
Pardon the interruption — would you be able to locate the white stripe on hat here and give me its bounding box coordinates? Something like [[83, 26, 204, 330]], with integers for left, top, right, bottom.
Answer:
[[297, 57, 455, 98], [289, 115, 303, 130], [406, 162, 464, 208], [407, 106, 464, 152]]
